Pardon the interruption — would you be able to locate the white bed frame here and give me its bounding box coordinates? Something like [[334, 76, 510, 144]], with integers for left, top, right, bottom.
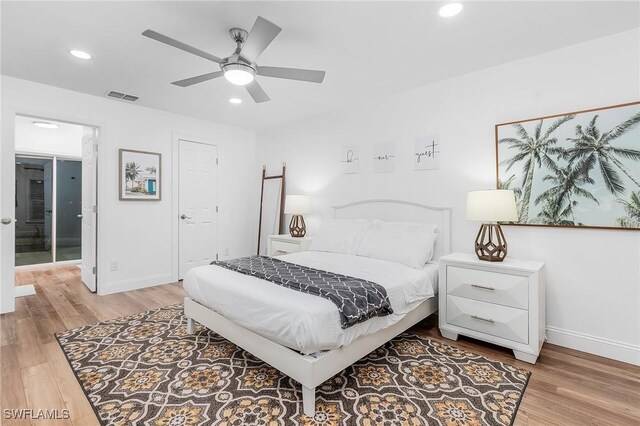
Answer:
[[185, 199, 451, 417]]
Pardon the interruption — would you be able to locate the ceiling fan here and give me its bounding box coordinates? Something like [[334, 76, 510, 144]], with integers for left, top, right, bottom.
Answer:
[[142, 16, 326, 103]]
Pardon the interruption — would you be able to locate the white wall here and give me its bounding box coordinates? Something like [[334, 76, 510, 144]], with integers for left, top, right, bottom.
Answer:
[[256, 29, 640, 364], [1, 76, 258, 308], [15, 116, 83, 157]]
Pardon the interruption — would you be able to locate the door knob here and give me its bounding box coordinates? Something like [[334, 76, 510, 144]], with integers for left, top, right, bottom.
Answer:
[[1, 217, 13, 225], [77, 214, 83, 218], [180, 214, 192, 220]]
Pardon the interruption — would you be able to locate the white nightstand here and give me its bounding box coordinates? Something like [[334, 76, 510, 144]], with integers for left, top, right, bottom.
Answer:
[[268, 234, 313, 256], [439, 253, 545, 364]]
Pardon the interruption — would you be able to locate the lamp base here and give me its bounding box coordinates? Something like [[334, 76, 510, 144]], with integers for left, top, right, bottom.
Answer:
[[474, 223, 508, 262], [289, 215, 306, 237]]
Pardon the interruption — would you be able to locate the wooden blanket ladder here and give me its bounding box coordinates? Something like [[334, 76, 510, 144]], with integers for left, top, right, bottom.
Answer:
[[257, 163, 286, 255]]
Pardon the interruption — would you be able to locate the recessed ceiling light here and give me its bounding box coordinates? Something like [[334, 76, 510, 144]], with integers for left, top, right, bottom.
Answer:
[[229, 98, 242, 104], [69, 49, 91, 59], [33, 121, 59, 129], [439, 2, 463, 17]]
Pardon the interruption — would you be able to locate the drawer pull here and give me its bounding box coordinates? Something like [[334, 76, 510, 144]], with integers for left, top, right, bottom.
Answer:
[[471, 284, 495, 291], [471, 315, 495, 324]]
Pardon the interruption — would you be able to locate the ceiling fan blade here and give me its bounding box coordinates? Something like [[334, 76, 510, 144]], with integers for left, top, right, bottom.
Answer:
[[142, 29, 223, 64], [238, 16, 282, 64], [257, 66, 325, 83], [172, 71, 224, 87], [245, 80, 270, 103]]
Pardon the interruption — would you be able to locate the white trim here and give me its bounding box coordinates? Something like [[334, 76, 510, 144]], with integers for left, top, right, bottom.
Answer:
[[52, 157, 57, 262], [171, 132, 219, 282], [98, 273, 173, 296], [546, 326, 640, 366], [15, 284, 35, 297], [15, 150, 82, 161]]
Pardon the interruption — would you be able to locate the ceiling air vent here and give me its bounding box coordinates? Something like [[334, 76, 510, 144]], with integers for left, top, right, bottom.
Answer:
[[107, 91, 139, 102]]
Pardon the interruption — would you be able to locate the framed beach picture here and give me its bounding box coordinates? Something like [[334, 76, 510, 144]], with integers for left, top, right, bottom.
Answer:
[[496, 101, 640, 230], [119, 149, 161, 201]]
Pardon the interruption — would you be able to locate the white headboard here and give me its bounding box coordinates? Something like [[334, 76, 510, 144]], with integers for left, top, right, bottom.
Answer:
[[331, 199, 452, 260]]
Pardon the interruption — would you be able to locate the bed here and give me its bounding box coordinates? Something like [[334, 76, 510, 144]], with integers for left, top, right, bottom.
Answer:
[[183, 199, 451, 417]]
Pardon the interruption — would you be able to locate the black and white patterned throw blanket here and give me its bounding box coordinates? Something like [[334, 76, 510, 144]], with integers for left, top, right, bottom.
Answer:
[[211, 256, 393, 328]]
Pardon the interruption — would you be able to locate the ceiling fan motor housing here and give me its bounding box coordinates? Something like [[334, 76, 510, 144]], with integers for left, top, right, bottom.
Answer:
[[223, 28, 255, 71], [228, 27, 248, 44], [221, 62, 255, 75]]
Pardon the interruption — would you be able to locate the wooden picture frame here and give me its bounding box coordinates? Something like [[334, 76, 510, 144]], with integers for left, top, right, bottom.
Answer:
[[119, 149, 162, 201], [495, 101, 640, 230]]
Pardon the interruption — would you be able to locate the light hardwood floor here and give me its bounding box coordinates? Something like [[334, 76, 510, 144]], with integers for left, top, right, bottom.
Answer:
[[1, 265, 638, 425]]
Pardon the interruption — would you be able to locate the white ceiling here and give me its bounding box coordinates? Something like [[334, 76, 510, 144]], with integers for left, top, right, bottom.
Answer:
[[2, 1, 638, 131]]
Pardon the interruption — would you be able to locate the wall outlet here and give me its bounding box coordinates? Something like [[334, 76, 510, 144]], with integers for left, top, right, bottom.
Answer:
[[110, 261, 119, 272], [224, 248, 230, 256]]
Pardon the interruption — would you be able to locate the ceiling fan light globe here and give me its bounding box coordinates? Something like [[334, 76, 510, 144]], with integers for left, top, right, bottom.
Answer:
[[224, 70, 254, 86], [222, 63, 256, 86]]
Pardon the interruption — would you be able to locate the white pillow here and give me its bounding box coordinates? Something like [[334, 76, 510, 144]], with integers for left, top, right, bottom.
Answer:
[[356, 220, 437, 268], [309, 219, 372, 255]]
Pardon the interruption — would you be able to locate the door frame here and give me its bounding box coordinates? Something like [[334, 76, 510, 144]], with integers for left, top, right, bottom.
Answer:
[[171, 133, 219, 282], [0, 110, 102, 313]]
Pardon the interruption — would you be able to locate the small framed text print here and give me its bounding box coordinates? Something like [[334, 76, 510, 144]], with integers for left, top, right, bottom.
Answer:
[[119, 149, 161, 201], [373, 142, 396, 173], [341, 144, 359, 174], [413, 136, 440, 170]]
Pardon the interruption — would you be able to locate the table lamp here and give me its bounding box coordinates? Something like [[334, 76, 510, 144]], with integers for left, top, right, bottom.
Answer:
[[466, 189, 518, 262], [284, 195, 311, 237]]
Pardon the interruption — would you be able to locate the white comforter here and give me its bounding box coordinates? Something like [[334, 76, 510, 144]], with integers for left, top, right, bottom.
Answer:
[[183, 251, 438, 354]]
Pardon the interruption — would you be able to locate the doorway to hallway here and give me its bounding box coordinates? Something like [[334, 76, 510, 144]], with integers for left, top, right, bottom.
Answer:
[[10, 115, 98, 294]]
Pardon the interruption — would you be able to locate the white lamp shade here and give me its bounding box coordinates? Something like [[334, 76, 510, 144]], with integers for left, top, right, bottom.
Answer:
[[284, 195, 311, 215], [466, 190, 518, 222]]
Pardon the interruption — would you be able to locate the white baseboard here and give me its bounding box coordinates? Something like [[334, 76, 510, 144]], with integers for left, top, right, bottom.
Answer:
[[98, 273, 174, 296], [15, 284, 36, 297], [546, 326, 640, 366]]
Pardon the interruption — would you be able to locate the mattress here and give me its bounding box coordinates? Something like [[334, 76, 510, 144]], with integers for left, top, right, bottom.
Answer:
[[183, 251, 439, 354]]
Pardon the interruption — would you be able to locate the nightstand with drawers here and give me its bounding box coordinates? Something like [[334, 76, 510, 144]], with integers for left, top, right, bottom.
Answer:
[[267, 234, 313, 256], [439, 253, 545, 364]]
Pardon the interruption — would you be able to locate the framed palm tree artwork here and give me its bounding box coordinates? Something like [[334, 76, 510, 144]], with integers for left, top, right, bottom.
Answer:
[[496, 101, 640, 230], [119, 149, 161, 201]]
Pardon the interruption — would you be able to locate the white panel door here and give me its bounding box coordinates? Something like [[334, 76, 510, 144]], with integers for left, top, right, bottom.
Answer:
[[80, 127, 97, 291], [179, 140, 218, 278], [0, 117, 16, 313]]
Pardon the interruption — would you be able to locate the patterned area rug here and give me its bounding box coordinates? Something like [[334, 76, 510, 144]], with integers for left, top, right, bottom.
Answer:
[[55, 304, 531, 426]]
